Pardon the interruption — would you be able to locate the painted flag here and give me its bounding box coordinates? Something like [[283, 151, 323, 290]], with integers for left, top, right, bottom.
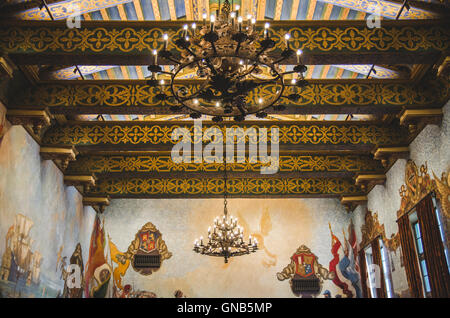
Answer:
[[328, 224, 355, 298], [84, 214, 111, 298], [340, 231, 362, 298], [108, 237, 130, 291], [348, 220, 360, 273]]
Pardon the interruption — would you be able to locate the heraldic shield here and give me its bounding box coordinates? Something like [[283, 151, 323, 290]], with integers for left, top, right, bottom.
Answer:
[[291, 252, 321, 296], [277, 245, 332, 297], [124, 222, 172, 276]]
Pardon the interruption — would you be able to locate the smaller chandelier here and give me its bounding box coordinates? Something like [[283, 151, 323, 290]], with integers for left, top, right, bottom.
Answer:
[[193, 164, 258, 263]]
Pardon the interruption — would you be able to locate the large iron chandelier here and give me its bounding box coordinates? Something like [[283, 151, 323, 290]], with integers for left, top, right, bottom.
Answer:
[[193, 161, 258, 263], [147, 0, 308, 122]]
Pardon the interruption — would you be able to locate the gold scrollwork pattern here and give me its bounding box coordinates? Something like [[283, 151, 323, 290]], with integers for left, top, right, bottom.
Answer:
[[360, 209, 400, 252], [0, 22, 448, 55], [88, 177, 360, 197], [67, 155, 382, 174], [42, 123, 407, 146], [398, 160, 450, 220], [14, 80, 449, 108]]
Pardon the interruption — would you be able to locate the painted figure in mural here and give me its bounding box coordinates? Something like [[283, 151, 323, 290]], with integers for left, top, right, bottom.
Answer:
[[84, 214, 111, 298], [237, 208, 277, 268], [60, 243, 84, 298], [277, 245, 334, 298], [89, 264, 112, 298], [328, 223, 362, 298]]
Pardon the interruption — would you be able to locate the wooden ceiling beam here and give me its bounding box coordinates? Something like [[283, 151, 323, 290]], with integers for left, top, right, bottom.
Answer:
[[9, 78, 450, 116], [40, 120, 411, 153], [1, 19, 447, 66]]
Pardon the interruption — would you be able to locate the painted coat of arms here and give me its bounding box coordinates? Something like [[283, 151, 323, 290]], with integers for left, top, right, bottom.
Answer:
[[277, 245, 334, 297], [114, 222, 172, 277]]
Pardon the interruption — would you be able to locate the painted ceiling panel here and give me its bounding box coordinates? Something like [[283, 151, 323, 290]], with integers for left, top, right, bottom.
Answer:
[[141, 0, 156, 20]]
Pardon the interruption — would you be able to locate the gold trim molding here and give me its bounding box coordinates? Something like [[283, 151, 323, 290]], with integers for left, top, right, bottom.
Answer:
[[360, 209, 400, 251]]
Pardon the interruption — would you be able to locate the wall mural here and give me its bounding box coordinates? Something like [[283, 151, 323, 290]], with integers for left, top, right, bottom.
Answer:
[[57, 243, 84, 298], [0, 214, 42, 298], [236, 208, 277, 268], [0, 106, 5, 145]]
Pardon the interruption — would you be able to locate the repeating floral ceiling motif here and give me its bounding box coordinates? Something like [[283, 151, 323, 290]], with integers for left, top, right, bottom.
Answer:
[[5, 0, 439, 121]]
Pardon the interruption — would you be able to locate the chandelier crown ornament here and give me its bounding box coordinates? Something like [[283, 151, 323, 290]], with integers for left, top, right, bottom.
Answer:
[[193, 159, 258, 263], [147, 0, 308, 121]]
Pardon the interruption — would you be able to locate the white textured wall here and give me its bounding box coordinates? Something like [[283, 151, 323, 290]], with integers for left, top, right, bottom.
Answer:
[[354, 100, 450, 296]]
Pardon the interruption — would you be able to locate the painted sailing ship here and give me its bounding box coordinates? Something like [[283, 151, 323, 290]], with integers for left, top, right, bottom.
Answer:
[[0, 214, 42, 287]]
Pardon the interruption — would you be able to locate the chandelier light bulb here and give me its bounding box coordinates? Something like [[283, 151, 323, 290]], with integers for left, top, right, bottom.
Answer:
[[237, 16, 243, 23], [291, 78, 297, 85], [230, 12, 236, 18], [235, 4, 240, 10], [163, 33, 168, 41], [247, 14, 252, 20], [296, 49, 302, 63], [210, 15, 216, 23], [264, 23, 270, 29], [193, 99, 199, 105], [159, 79, 165, 85], [191, 23, 196, 29], [251, 18, 256, 24], [258, 98, 263, 104], [202, 13, 207, 19]]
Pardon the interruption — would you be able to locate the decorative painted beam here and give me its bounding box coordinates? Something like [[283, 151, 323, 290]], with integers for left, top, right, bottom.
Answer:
[[66, 154, 384, 178], [10, 78, 450, 115], [1, 20, 448, 66], [86, 176, 362, 198], [41, 120, 410, 152]]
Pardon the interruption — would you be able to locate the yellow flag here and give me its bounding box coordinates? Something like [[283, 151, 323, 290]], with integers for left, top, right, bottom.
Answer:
[[108, 238, 130, 290]]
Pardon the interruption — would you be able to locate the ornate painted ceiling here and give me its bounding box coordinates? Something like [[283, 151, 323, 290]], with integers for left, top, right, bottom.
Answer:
[[0, 0, 449, 206]]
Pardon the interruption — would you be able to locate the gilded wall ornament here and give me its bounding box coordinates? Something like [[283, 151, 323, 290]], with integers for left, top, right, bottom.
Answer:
[[360, 209, 400, 252], [277, 245, 333, 297], [433, 170, 450, 219], [116, 222, 172, 276], [398, 160, 434, 218]]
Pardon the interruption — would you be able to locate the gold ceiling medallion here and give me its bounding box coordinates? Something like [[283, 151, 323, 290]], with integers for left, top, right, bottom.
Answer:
[[277, 245, 333, 297], [117, 223, 172, 276], [397, 160, 434, 219], [360, 209, 400, 251]]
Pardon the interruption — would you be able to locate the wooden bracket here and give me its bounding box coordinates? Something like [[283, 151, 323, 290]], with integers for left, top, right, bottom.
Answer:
[[355, 174, 386, 191], [82, 196, 110, 214], [64, 174, 97, 193], [340, 196, 368, 212], [399, 109, 443, 133], [0, 56, 15, 79], [6, 108, 52, 135], [40, 145, 78, 170], [373, 146, 409, 168]]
